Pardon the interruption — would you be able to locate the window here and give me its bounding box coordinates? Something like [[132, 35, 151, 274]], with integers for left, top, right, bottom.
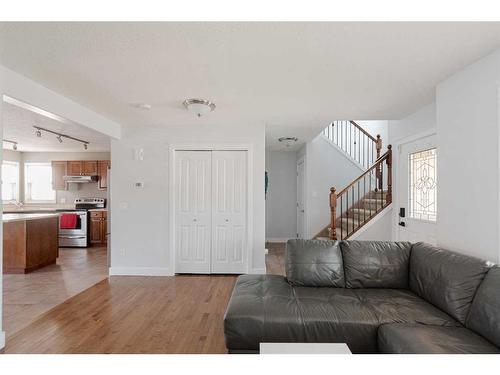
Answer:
[[2, 161, 20, 202], [409, 148, 437, 222], [25, 162, 56, 203]]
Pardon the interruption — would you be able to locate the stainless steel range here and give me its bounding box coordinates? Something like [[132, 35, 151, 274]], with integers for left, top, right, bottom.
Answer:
[[58, 198, 106, 248]]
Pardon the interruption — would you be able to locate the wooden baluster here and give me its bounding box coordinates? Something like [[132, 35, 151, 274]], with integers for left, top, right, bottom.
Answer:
[[376, 134, 383, 190], [329, 187, 337, 240], [386, 145, 392, 204]]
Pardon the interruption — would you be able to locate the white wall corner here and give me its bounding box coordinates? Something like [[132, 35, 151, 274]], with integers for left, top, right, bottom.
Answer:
[[109, 267, 174, 277]]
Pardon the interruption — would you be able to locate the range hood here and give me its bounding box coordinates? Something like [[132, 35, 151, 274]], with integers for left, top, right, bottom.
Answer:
[[63, 175, 98, 183]]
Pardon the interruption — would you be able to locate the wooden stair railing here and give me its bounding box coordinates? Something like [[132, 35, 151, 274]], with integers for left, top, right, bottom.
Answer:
[[323, 120, 382, 169], [329, 145, 392, 240]]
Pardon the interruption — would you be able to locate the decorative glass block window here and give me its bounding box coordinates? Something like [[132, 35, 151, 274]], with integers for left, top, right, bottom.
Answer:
[[409, 148, 437, 222]]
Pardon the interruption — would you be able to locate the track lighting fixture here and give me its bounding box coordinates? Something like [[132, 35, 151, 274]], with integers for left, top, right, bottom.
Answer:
[[33, 126, 90, 150], [3, 139, 19, 151]]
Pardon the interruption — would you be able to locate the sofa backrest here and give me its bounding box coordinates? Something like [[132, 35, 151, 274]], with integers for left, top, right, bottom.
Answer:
[[340, 241, 412, 289], [409, 242, 492, 325], [285, 239, 345, 287], [466, 266, 500, 347]]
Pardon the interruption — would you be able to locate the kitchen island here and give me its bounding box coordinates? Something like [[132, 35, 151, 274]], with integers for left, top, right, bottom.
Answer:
[[3, 213, 60, 273]]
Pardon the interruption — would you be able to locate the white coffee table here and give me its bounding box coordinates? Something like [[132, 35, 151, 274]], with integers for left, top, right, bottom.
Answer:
[[259, 343, 352, 354]]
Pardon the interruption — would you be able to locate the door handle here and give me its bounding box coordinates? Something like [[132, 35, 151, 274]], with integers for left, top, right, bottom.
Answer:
[[300, 210, 305, 213], [193, 218, 198, 222], [225, 219, 229, 222]]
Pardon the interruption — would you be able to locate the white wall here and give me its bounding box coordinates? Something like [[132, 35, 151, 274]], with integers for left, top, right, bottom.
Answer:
[[356, 120, 389, 147], [0, 69, 5, 349], [265, 150, 297, 241], [3, 151, 110, 206], [354, 207, 393, 241], [304, 135, 363, 238], [110, 123, 266, 275], [436, 50, 500, 263], [388, 103, 437, 241]]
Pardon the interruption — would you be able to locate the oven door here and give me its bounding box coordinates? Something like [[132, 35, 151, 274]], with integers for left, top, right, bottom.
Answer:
[[59, 211, 88, 247]]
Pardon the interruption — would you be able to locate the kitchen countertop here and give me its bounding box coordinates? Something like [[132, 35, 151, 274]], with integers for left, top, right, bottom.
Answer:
[[88, 208, 108, 212], [3, 213, 61, 223]]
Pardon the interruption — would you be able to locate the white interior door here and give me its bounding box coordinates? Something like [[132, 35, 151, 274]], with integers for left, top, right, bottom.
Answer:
[[297, 157, 306, 238], [398, 134, 437, 244], [211, 151, 247, 273], [175, 151, 212, 273]]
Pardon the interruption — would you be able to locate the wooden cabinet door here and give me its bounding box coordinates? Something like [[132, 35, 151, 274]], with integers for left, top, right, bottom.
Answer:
[[83, 161, 98, 175], [51, 161, 68, 190], [98, 160, 110, 189], [67, 161, 83, 175], [90, 216, 103, 244]]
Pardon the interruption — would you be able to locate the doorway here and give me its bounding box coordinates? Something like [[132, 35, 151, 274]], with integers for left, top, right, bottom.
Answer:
[[297, 156, 306, 238], [397, 134, 437, 244]]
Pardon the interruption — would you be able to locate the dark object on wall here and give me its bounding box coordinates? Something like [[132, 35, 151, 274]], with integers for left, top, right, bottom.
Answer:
[[265, 171, 269, 199]]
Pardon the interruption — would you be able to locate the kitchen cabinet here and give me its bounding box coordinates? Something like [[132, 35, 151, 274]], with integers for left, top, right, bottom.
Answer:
[[66, 161, 98, 176], [51, 161, 68, 190], [98, 160, 110, 189], [67, 161, 83, 175], [90, 211, 107, 246]]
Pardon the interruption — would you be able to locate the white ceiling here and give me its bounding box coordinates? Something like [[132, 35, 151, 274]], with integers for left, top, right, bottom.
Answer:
[[2, 101, 111, 152], [1, 22, 500, 150]]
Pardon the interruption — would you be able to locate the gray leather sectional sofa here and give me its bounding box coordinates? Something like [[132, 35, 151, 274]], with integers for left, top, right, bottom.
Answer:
[[223, 240, 500, 354]]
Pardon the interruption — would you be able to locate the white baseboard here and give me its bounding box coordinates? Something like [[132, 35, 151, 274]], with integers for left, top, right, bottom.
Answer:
[[249, 268, 266, 274], [265, 237, 291, 243], [109, 267, 173, 276], [0, 330, 5, 350]]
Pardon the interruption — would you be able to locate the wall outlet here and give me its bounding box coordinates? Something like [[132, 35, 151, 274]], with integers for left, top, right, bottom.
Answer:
[[59, 197, 66, 204], [120, 202, 128, 209], [135, 182, 144, 188]]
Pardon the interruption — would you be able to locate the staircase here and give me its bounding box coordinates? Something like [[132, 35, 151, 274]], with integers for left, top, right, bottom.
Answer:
[[317, 121, 392, 240]]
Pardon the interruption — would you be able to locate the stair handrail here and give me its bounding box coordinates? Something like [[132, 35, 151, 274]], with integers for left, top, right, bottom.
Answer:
[[329, 145, 392, 240], [323, 120, 383, 169]]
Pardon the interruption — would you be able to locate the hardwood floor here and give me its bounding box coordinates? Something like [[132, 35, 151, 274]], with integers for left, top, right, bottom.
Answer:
[[4, 243, 285, 354], [3, 246, 108, 338]]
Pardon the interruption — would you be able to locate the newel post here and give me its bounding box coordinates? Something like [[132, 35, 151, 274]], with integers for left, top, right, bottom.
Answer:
[[387, 145, 393, 204], [376, 134, 382, 160], [329, 187, 337, 240]]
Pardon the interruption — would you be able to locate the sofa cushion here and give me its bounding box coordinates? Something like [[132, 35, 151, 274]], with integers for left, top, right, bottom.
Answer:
[[409, 242, 491, 324], [285, 239, 344, 287], [340, 241, 412, 288], [224, 275, 458, 353], [378, 324, 500, 354], [466, 266, 500, 347]]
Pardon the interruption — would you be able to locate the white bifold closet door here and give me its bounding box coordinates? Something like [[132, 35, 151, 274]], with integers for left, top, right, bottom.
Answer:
[[175, 150, 247, 274]]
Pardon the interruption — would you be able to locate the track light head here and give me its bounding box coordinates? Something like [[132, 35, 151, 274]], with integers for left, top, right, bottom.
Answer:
[[35, 129, 42, 137], [57, 135, 63, 143], [83, 143, 88, 150], [13, 143, 18, 151]]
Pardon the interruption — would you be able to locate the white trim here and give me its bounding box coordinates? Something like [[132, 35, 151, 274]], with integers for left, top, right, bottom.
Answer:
[[265, 237, 291, 243], [319, 134, 366, 172], [348, 204, 393, 240], [0, 331, 5, 350], [168, 143, 254, 274], [249, 268, 266, 275], [109, 267, 172, 276], [391, 128, 437, 147]]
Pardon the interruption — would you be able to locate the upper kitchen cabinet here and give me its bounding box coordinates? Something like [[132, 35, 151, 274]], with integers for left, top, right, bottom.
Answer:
[[51, 161, 68, 191], [83, 161, 98, 176], [67, 161, 98, 176], [98, 160, 110, 190]]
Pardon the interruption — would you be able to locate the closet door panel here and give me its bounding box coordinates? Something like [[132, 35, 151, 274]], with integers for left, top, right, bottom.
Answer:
[[175, 151, 212, 273], [211, 151, 247, 273]]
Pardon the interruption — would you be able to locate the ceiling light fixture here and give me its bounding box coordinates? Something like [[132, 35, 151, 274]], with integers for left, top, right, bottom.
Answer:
[[183, 98, 216, 117], [133, 103, 152, 111], [3, 139, 19, 151], [33, 126, 90, 150], [278, 137, 299, 147]]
